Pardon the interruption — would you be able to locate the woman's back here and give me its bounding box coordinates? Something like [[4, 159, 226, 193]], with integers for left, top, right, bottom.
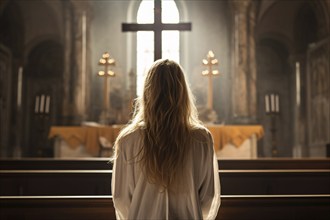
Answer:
[[112, 127, 220, 219]]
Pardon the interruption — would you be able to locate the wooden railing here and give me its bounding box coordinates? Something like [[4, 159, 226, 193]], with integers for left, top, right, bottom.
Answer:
[[1, 195, 329, 220]]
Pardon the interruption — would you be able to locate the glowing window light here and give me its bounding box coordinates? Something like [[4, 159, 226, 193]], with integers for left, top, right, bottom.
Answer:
[[136, 0, 180, 96]]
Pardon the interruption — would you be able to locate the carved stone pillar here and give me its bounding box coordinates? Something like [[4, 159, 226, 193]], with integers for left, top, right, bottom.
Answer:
[[288, 54, 307, 157], [72, 1, 91, 123], [62, 1, 74, 125], [62, 1, 91, 125], [248, 2, 257, 121], [231, 0, 257, 124]]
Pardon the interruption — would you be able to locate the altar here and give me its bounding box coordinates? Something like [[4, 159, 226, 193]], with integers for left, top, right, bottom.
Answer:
[[207, 125, 264, 159], [48, 125, 121, 157], [48, 125, 264, 158]]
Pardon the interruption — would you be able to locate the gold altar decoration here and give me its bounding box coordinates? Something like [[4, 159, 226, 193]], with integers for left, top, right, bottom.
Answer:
[[97, 52, 116, 124], [49, 125, 264, 156], [49, 125, 115, 156], [207, 125, 264, 152], [202, 50, 220, 110]]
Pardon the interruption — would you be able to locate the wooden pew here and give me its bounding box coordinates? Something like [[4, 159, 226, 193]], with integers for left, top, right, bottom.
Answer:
[[1, 159, 329, 219], [1, 195, 329, 220], [1, 169, 330, 196], [1, 159, 330, 196], [1, 158, 330, 170]]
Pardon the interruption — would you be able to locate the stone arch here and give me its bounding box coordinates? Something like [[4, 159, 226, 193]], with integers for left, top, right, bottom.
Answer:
[[0, 0, 24, 58], [293, 2, 319, 54], [26, 40, 64, 78], [23, 40, 64, 157], [309, 0, 330, 38]]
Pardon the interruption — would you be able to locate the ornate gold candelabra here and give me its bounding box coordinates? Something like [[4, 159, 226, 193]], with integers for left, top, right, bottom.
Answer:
[[97, 52, 116, 124], [202, 50, 220, 110]]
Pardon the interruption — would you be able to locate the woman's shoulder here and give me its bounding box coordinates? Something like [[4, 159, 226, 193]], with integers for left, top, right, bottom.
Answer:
[[190, 126, 212, 143], [115, 128, 143, 158], [119, 128, 142, 144], [189, 126, 214, 159]]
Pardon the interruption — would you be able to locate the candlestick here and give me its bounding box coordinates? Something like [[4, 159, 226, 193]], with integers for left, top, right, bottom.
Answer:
[[202, 50, 220, 110], [97, 52, 116, 124], [265, 92, 279, 157]]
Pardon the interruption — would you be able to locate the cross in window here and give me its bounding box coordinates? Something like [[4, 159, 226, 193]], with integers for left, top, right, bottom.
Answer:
[[122, 0, 192, 61]]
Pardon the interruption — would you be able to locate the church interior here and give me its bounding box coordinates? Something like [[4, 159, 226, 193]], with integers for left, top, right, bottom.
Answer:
[[0, 0, 330, 219], [0, 0, 329, 159]]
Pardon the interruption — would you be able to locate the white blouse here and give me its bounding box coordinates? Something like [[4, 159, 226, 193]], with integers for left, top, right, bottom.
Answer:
[[112, 128, 221, 220]]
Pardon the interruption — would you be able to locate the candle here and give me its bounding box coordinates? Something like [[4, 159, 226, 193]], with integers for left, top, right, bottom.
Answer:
[[81, 11, 86, 113], [35, 96, 39, 113], [45, 95, 50, 113], [275, 94, 279, 112], [40, 94, 45, 113], [271, 94, 275, 113], [17, 67, 23, 107], [265, 95, 270, 113], [295, 62, 301, 107]]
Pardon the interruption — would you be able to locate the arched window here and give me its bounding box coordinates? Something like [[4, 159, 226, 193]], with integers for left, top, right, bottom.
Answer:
[[136, 0, 180, 96]]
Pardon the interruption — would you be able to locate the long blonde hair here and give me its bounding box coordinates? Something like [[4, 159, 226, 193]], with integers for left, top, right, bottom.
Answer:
[[114, 59, 204, 188]]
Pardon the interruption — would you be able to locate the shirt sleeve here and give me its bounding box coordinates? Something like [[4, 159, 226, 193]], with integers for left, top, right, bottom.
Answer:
[[199, 132, 221, 220], [111, 142, 134, 220]]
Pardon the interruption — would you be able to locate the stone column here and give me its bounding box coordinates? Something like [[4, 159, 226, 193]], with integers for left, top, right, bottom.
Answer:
[[62, 1, 74, 125], [72, 1, 91, 123], [62, 1, 91, 125], [231, 0, 257, 124], [288, 54, 307, 157], [247, 2, 257, 121]]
